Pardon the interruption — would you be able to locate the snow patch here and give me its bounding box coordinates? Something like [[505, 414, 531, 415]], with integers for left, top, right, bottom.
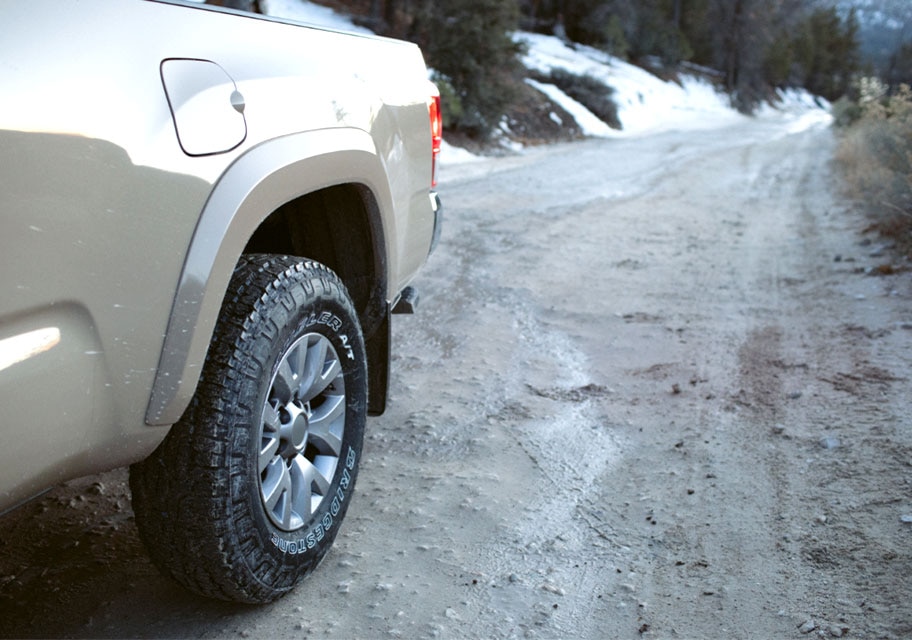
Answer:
[[521, 32, 744, 137]]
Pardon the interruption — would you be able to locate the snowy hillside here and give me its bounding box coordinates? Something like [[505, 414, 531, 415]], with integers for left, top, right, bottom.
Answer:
[[519, 32, 832, 137], [256, 0, 831, 153]]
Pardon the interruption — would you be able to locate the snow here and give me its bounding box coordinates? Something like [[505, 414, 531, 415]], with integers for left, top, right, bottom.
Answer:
[[260, 0, 372, 34], [211, 1, 833, 157], [757, 88, 835, 135], [440, 140, 480, 165], [518, 31, 832, 139]]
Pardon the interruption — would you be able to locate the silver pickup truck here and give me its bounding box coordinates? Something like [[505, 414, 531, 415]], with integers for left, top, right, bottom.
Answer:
[[0, 0, 441, 603]]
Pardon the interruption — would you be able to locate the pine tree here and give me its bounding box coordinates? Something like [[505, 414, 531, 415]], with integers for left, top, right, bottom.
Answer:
[[415, 0, 525, 138], [887, 42, 912, 87]]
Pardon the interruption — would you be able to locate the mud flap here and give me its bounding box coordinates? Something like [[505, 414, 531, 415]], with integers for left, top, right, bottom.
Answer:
[[366, 305, 390, 416]]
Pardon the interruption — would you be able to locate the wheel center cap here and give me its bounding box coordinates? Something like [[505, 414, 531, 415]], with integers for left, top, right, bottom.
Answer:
[[290, 411, 308, 451]]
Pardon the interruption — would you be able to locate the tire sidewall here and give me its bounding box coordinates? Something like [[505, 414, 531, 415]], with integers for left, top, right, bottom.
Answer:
[[234, 266, 367, 579]]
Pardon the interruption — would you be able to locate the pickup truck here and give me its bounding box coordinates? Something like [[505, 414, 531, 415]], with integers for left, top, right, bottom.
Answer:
[[0, 0, 442, 603]]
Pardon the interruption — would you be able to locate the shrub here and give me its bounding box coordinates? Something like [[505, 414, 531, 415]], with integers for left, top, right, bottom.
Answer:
[[532, 68, 622, 130], [831, 96, 863, 128], [836, 81, 912, 256], [431, 73, 464, 132]]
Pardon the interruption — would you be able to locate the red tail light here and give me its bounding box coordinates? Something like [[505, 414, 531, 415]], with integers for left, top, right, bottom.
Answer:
[[429, 92, 442, 188]]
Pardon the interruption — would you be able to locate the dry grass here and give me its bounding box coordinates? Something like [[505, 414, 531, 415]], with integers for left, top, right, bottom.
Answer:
[[835, 82, 912, 257]]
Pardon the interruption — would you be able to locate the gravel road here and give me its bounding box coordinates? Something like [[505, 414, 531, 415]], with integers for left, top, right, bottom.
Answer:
[[1, 117, 910, 639]]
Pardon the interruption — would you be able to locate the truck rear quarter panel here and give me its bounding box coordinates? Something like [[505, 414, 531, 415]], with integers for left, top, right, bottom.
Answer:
[[0, 0, 435, 510]]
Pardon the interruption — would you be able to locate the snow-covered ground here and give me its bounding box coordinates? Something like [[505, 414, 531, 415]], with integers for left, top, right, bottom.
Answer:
[[255, 0, 832, 157]]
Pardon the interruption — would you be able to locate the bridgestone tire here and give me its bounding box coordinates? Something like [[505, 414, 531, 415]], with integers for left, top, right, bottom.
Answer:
[[129, 255, 367, 604]]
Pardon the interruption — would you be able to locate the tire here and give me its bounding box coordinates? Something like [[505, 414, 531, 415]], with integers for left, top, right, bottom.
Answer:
[[130, 255, 367, 603]]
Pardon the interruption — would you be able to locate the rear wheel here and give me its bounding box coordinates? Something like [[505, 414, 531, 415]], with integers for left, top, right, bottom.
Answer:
[[130, 255, 367, 603]]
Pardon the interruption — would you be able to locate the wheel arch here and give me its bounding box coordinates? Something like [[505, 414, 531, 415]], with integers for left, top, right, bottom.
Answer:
[[145, 128, 393, 426]]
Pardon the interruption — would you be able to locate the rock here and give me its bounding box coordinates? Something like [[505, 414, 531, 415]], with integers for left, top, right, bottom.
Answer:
[[819, 436, 841, 450], [900, 514, 912, 524], [798, 620, 817, 634]]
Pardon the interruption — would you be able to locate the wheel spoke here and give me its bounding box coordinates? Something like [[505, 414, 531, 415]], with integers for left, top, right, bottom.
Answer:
[[259, 402, 282, 472], [261, 458, 293, 528], [262, 402, 281, 434], [289, 340, 309, 380], [307, 393, 345, 456], [320, 356, 343, 389], [292, 455, 331, 498], [304, 338, 328, 380], [272, 359, 296, 405], [259, 434, 280, 474], [289, 455, 331, 519], [299, 340, 333, 403]]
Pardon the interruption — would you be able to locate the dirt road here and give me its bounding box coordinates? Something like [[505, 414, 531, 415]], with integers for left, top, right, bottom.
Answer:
[[1, 117, 910, 639]]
